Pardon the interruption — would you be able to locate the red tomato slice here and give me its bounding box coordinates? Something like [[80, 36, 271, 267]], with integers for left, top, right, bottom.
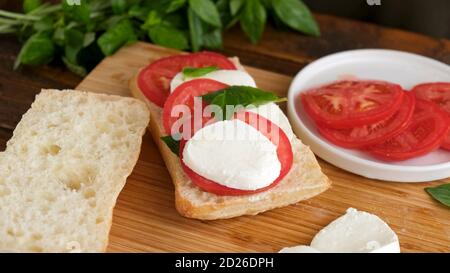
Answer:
[[412, 82, 450, 150], [163, 79, 228, 136], [368, 99, 450, 161], [301, 80, 404, 129], [138, 52, 236, 107], [317, 92, 415, 148], [180, 111, 293, 196]]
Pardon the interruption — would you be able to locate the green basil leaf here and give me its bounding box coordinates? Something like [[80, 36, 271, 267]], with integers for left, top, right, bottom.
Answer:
[[53, 27, 65, 46], [128, 4, 150, 21], [111, 0, 127, 14], [161, 135, 180, 156], [83, 32, 96, 47], [97, 19, 137, 56], [201, 86, 285, 120], [33, 16, 53, 32], [182, 66, 218, 79], [202, 28, 222, 49], [426, 184, 450, 208], [64, 28, 85, 63], [216, 0, 234, 29], [65, 28, 84, 49], [23, 0, 42, 14], [62, 56, 87, 77], [148, 25, 189, 50], [240, 0, 266, 43], [166, 0, 187, 13], [141, 10, 163, 30], [230, 0, 244, 16], [189, 0, 222, 27], [97, 15, 127, 31], [272, 0, 320, 36], [63, 0, 91, 25], [14, 32, 55, 69], [187, 7, 203, 51]]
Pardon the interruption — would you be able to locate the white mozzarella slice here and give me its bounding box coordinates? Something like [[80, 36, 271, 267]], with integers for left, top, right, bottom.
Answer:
[[279, 245, 320, 253], [246, 103, 294, 141], [310, 208, 400, 253], [170, 70, 257, 92], [182, 119, 281, 190]]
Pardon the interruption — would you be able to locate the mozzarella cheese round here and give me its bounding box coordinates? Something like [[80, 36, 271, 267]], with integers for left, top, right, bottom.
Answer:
[[310, 208, 400, 253], [182, 119, 281, 190], [170, 70, 257, 92], [246, 103, 294, 141], [279, 245, 320, 253]]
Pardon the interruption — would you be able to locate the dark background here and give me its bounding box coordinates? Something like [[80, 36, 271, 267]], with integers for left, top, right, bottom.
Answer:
[[0, 0, 449, 38], [303, 0, 450, 38]]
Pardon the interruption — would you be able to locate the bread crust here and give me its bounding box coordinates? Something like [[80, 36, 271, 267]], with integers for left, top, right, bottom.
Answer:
[[129, 68, 331, 220]]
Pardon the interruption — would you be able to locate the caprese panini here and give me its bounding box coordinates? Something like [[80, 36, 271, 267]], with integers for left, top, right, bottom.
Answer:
[[301, 80, 450, 161], [129, 51, 330, 220]]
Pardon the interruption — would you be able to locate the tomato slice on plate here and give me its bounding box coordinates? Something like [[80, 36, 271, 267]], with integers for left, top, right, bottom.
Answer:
[[412, 82, 450, 150], [301, 80, 404, 129], [138, 52, 236, 107], [368, 99, 450, 161], [163, 79, 228, 136], [180, 111, 293, 196], [317, 92, 415, 148]]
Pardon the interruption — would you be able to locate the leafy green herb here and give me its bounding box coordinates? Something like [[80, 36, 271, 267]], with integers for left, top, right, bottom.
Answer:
[[272, 0, 320, 37], [187, 7, 203, 52], [182, 66, 219, 79], [202, 28, 222, 49], [240, 0, 266, 44], [111, 0, 127, 15], [62, 56, 87, 76], [189, 0, 222, 28], [14, 31, 54, 69], [161, 135, 181, 156], [23, 0, 42, 14], [97, 19, 137, 56], [148, 25, 189, 50], [201, 86, 286, 119], [1, 0, 319, 74], [230, 0, 244, 16], [62, 0, 91, 25], [166, 0, 187, 13], [426, 184, 450, 208]]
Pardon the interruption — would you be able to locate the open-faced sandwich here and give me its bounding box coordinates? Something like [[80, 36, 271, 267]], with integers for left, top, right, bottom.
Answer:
[[129, 51, 331, 220]]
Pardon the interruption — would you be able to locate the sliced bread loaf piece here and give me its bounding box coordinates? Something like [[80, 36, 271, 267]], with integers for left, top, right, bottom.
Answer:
[[0, 89, 149, 252]]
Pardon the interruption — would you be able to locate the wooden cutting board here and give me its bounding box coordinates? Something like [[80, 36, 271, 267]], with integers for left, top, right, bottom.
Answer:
[[77, 42, 450, 253]]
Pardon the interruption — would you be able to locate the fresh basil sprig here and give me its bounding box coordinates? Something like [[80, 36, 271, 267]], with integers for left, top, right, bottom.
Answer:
[[201, 86, 286, 119], [161, 135, 180, 156], [426, 184, 450, 208], [182, 66, 219, 79], [0, 0, 320, 75]]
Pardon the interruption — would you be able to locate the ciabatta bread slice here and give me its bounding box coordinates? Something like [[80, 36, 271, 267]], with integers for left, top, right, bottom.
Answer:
[[129, 58, 331, 220], [0, 89, 149, 252]]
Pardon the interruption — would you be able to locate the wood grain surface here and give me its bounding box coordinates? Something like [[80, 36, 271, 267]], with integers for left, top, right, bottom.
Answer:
[[76, 42, 450, 253]]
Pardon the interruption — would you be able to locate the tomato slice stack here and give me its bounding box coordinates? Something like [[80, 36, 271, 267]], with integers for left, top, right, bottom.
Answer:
[[301, 80, 450, 161]]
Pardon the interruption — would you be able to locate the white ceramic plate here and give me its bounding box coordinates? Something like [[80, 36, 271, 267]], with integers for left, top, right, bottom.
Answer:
[[287, 49, 450, 182]]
